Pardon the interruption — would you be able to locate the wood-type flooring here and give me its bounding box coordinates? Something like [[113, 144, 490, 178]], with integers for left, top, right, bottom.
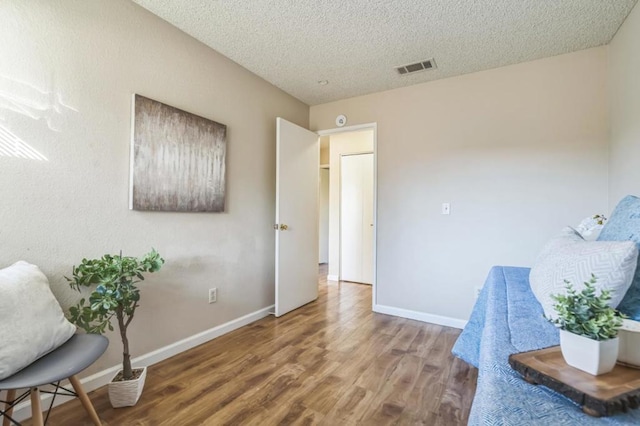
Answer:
[[31, 266, 477, 425]]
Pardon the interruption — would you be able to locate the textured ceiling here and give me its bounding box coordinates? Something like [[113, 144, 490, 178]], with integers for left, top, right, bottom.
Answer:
[[132, 0, 638, 106]]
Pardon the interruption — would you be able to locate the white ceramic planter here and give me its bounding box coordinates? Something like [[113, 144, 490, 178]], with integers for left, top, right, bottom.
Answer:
[[618, 319, 640, 367], [559, 330, 618, 375], [108, 366, 147, 408]]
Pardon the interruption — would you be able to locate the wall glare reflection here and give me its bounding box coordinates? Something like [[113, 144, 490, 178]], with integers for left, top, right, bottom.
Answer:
[[0, 75, 77, 132], [0, 74, 78, 161], [0, 125, 48, 161]]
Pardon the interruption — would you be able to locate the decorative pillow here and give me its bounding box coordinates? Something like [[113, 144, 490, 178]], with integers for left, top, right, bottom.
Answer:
[[574, 214, 608, 241], [598, 195, 640, 320], [530, 227, 638, 320], [0, 261, 76, 380]]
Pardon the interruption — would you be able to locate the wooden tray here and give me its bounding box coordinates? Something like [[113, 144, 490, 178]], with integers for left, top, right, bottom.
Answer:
[[509, 346, 640, 417]]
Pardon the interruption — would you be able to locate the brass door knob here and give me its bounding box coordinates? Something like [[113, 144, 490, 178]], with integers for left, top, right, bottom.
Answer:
[[279, 224, 289, 231]]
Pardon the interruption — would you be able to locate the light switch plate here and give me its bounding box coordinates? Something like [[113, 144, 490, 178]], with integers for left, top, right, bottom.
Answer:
[[442, 203, 451, 215]]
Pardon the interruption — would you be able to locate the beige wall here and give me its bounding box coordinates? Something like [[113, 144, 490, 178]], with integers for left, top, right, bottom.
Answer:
[[319, 136, 330, 165], [0, 0, 308, 375], [609, 3, 640, 206], [319, 169, 330, 263], [319, 138, 330, 263], [311, 47, 609, 321], [327, 130, 374, 279]]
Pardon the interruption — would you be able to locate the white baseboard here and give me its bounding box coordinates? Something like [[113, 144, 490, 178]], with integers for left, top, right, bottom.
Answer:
[[326, 274, 339, 281], [12, 304, 274, 422], [373, 304, 467, 329]]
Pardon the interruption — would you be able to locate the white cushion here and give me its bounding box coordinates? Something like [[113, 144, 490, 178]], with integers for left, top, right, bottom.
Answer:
[[530, 227, 639, 319], [0, 261, 76, 380], [574, 215, 607, 241]]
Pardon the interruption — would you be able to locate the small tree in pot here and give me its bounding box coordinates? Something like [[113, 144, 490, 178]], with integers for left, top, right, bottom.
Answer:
[[67, 249, 164, 407], [550, 275, 624, 375]]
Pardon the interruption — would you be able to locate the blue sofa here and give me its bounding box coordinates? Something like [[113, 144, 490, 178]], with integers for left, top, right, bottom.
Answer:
[[452, 266, 640, 425]]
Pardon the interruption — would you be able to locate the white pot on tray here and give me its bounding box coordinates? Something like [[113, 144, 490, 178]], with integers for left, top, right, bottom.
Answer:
[[618, 319, 640, 367], [560, 330, 618, 376]]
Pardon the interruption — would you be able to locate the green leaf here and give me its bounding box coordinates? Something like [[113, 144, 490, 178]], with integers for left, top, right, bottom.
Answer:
[[550, 275, 622, 341]]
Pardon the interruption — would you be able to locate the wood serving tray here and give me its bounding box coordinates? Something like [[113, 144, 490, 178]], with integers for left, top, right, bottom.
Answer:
[[509, 346, 640, 417]]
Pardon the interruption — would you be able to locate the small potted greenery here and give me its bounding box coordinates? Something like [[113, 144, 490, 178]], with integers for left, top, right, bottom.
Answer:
[[550, 275, 623, 375], [67, 249, 164, 407]]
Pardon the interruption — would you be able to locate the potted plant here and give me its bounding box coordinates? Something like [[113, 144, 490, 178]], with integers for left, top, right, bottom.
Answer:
[[67, 249, 164, 407], [550, 275, 623, 376]]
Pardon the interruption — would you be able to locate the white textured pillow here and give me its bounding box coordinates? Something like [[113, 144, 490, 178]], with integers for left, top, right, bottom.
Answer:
[[530, 227, 639, 319], [0, 261, 76, 380]]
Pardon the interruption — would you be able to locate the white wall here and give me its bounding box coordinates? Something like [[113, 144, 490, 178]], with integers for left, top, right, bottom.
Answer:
[[609, 2, 640, 206], [0, 0, 308, 376], [311, 48, 609, 321], [327, 130, 374, 279]]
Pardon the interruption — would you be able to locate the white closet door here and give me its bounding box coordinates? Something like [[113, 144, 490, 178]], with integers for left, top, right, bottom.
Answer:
[[340, 153, 374, 284]]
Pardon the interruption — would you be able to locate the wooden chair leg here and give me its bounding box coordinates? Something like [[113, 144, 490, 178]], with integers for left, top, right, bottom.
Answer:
[[3, 389, 16, 426], [30, 388, 43, 426], [69, 375, 101, 426]]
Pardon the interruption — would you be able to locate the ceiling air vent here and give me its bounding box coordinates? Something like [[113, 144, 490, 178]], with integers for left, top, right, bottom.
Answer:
[[395, 59, 436, 76]]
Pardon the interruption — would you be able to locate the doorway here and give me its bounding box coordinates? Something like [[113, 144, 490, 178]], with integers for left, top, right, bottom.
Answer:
[[317, 125, 377, 295]]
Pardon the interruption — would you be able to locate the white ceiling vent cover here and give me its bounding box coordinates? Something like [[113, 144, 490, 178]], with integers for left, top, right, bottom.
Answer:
[[395, 59, 436, 75]]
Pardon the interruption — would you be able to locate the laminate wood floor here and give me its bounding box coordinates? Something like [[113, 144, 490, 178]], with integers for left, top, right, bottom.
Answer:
[[35, 266, 477, 425]]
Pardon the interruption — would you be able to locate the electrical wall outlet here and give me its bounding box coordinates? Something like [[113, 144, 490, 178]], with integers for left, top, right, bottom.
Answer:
[[474, 287, 482, 299], [209, 288, 217, 304]]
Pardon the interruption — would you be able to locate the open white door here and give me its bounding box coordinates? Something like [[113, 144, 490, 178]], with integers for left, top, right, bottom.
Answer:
[[275, 117, 319, 317]]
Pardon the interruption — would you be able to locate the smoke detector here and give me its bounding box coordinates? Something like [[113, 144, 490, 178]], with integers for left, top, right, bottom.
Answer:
[[395, 59, 436, 76]]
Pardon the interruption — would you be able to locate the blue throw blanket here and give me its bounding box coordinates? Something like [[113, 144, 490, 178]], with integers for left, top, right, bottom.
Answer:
[[452, 266, 640, 425]]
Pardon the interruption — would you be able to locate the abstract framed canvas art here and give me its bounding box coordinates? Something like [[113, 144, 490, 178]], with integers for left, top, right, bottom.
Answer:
[[129, 94, 227, 212]]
